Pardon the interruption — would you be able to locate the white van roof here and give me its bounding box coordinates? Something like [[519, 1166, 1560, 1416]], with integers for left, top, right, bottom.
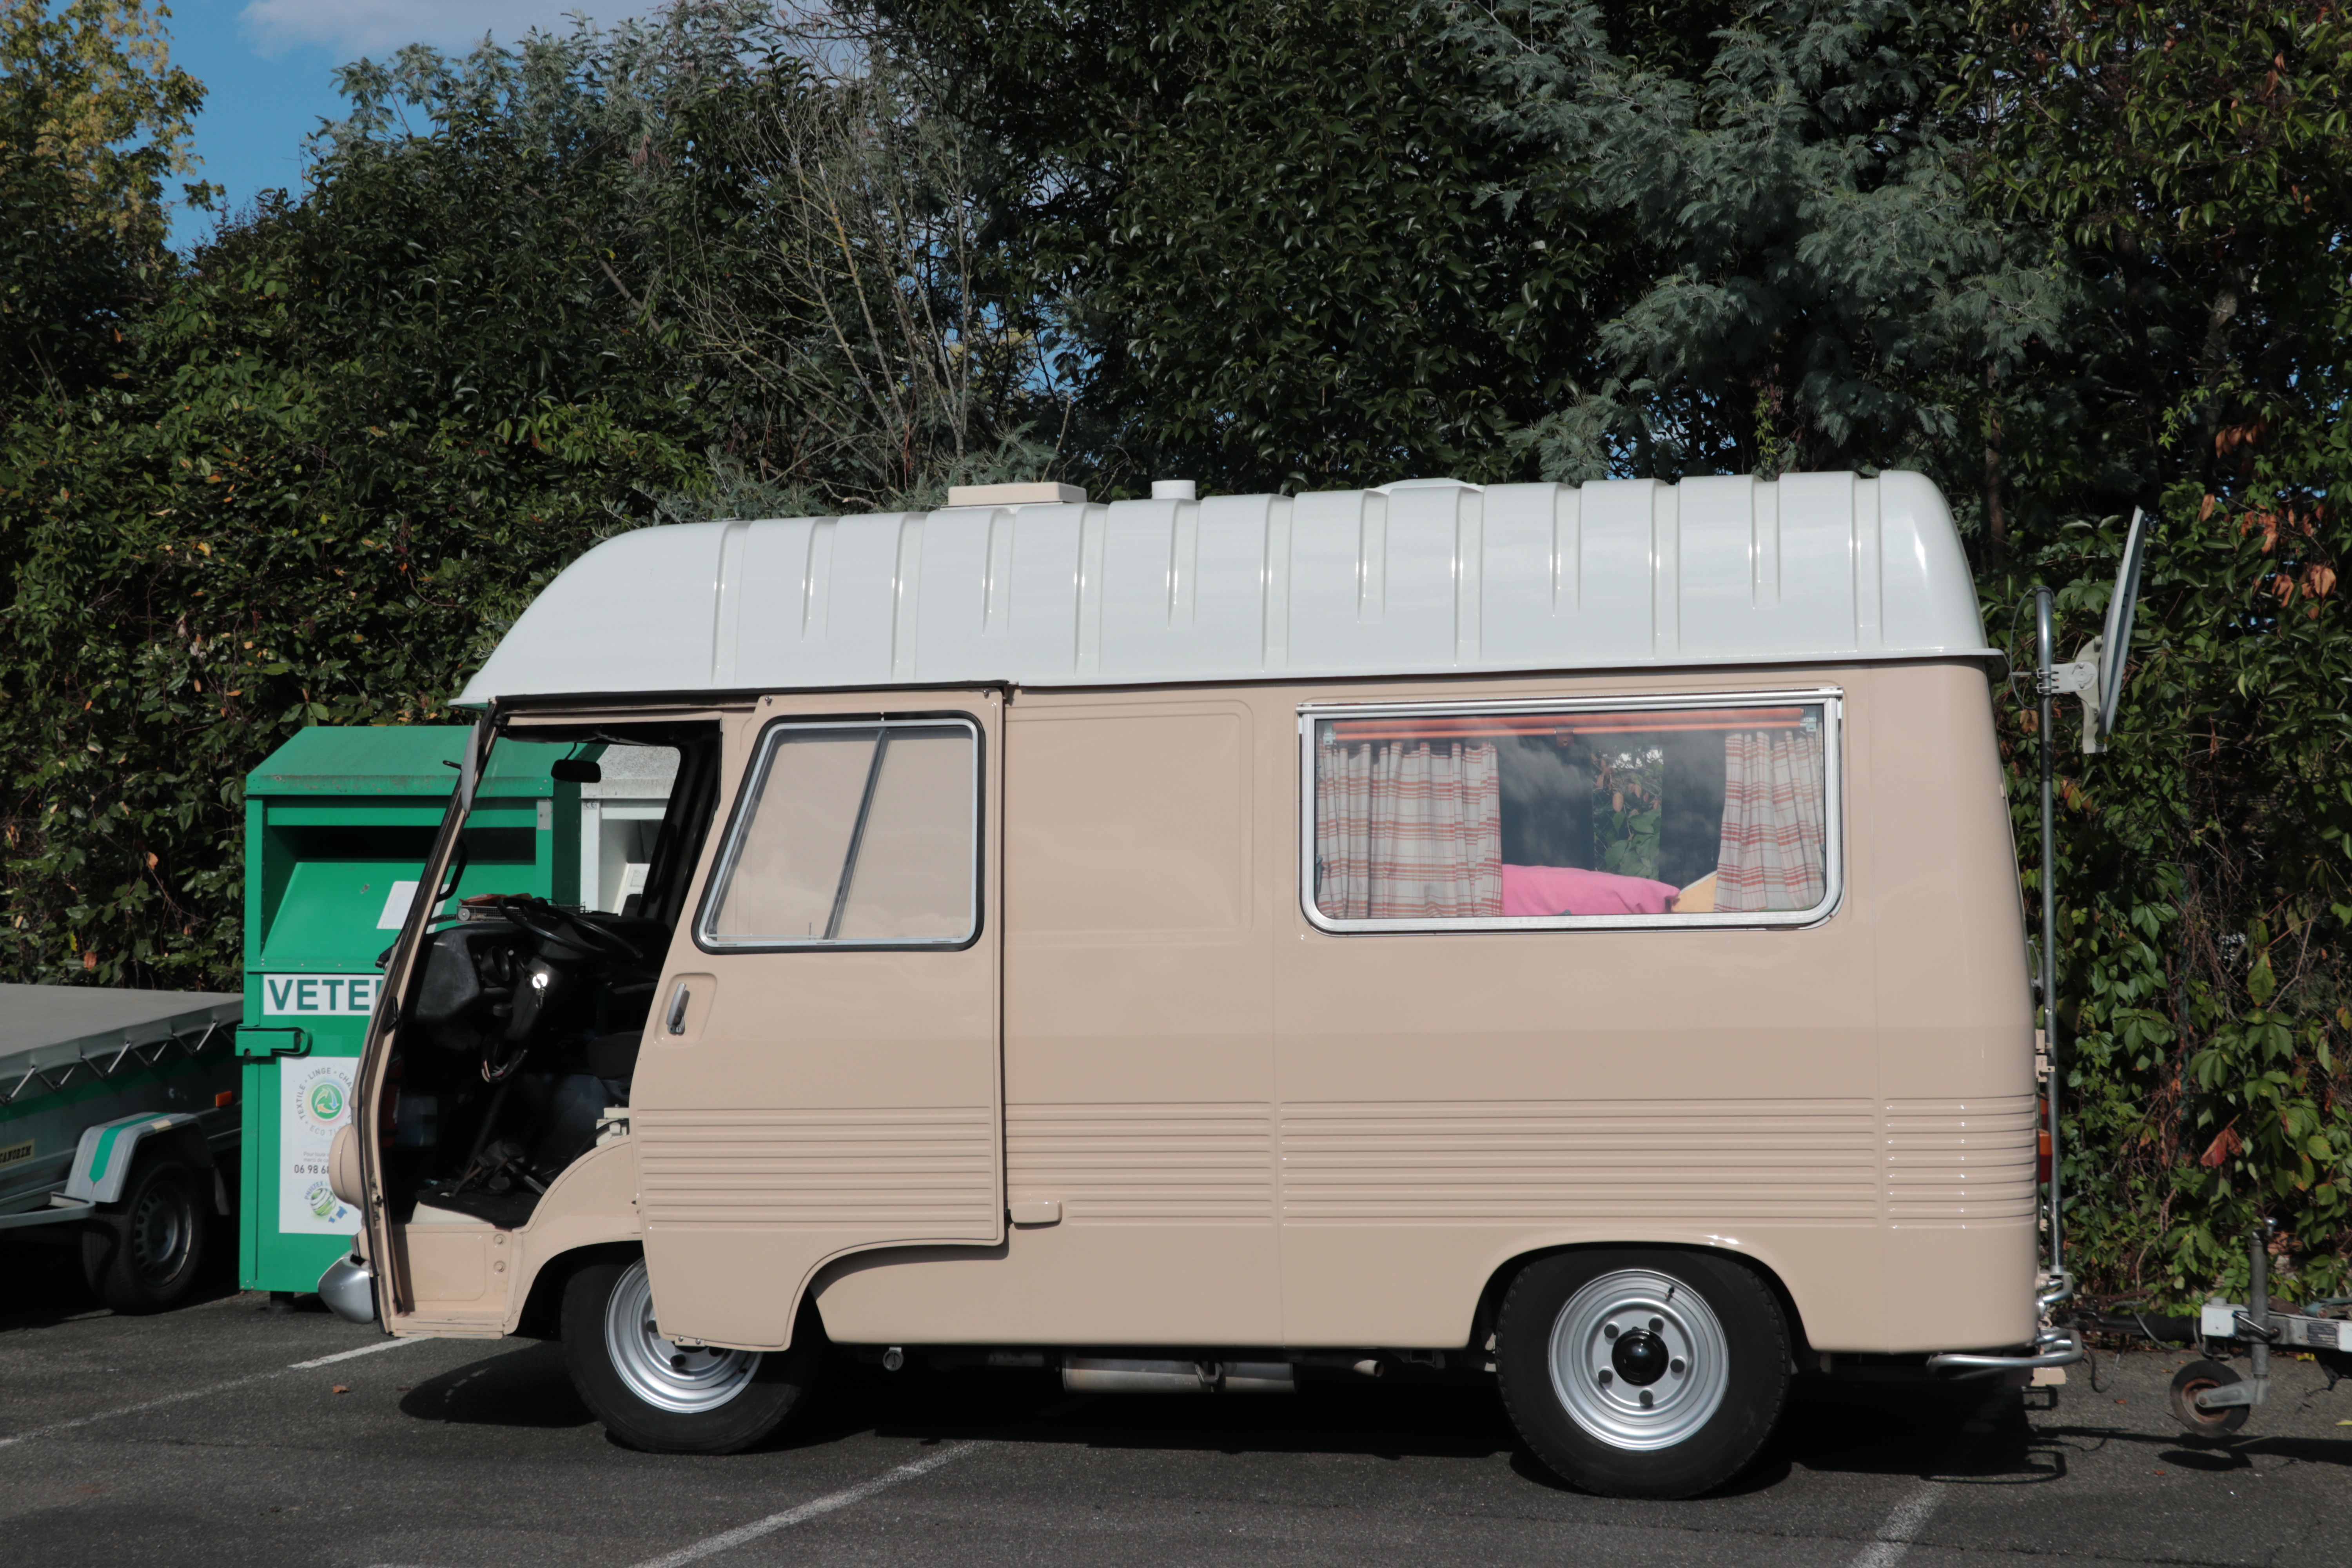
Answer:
[[457, 470, 1990, 704]]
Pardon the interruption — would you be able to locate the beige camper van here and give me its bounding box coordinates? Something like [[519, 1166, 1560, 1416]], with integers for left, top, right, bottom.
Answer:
[[322, 471, 2078, 1497]]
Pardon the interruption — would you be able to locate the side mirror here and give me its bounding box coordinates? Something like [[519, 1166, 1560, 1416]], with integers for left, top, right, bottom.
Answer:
[[551, 758, 603, 784]]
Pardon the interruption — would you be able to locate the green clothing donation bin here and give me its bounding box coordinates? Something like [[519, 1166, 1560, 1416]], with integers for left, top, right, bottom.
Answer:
[[234, 726, 580, 1297]]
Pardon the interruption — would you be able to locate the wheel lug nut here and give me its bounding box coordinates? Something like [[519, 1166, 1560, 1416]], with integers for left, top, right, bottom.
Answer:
[[1639, 1390, 1654, 1408], [1648, 1318, 1664, 1333], [1602, 1323, 1619, 1339], [1671, 1358, 1686, 1376], [1597, 1369, 1613, 1386]]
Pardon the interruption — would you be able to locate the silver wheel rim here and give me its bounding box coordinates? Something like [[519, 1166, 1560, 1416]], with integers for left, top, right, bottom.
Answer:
[[604, 1259, 762, 1415], [1547, 1268, 1730, 1451]]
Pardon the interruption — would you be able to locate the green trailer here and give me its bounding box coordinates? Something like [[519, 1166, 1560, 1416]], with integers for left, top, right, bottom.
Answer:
[[0, 984, 243, 1312], [236, 726, 581, 1303]]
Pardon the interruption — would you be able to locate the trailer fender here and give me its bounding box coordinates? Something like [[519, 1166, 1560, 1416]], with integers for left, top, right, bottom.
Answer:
[[64, 1112, 208, 1207]]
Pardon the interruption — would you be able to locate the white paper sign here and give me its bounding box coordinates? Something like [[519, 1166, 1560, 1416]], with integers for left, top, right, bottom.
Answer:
[[278, 1061, 359, 1236], [259, 973, 382, 1017], [376, 880, 419, 929]]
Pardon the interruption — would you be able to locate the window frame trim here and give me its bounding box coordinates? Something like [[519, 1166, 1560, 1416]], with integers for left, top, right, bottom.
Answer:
[[693, 711, 985, 954], [1296, 688, 1845, 935]]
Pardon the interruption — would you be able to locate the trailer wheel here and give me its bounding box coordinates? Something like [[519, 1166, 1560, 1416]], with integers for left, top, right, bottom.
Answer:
[[2167, 1359, 2250, 1437], [81, 1150, 207, 1314], [1495, 1248, 1789, 1498], [561, 1255, 821, 1454]]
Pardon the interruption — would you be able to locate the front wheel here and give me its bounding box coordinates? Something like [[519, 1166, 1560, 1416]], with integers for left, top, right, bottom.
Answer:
[[561, 1255, 821, 1453], [1495, 1248, 1789, 1498]]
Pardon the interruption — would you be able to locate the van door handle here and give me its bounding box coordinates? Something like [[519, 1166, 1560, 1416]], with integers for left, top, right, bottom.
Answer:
[[665, 983, 691, 1035]]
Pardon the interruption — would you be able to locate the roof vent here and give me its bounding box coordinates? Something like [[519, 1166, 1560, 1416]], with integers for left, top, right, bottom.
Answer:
[[944, 481, 1086, 508], [1151, 479, 1197, 501]]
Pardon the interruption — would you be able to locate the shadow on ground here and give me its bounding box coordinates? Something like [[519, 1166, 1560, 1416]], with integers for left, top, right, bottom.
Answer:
[[397, 1340, 596, 1429], [829, 1361, 2054, 1497], [0, 1187, 247, 1332], [368, 1331, 2352, 1500]]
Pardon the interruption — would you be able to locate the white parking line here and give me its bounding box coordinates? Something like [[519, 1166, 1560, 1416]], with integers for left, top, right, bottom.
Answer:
[[1850, 1483, 1945, 1568], [626, 1441, 987, 1568], [1847, 1388, 2010, 1568], [290, 1336, 438, 1370], [0, 1333, 436, 1449], [624, 1395, 1088, 1568]]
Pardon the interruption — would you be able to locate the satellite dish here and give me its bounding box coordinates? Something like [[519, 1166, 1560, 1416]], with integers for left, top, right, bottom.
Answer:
[[2049, 507, 2151, 754], [2092, 507, 2151, 747]]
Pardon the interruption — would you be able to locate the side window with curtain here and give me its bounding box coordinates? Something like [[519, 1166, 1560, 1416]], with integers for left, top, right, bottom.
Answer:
[[698, 719, 979, 949], [1303, 695, 1838, 930]]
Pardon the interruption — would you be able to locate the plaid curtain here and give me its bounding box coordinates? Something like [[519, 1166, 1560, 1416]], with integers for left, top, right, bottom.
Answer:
[[1715, 730, 1827, 911], [1316, 739, 1502, 919]]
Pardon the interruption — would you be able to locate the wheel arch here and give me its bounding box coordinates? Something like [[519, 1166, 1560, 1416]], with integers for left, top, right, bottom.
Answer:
[[512, 1239, 639, 1339], [500, 1138, 642, 1336], [1468, 1239, 1813, 1368]]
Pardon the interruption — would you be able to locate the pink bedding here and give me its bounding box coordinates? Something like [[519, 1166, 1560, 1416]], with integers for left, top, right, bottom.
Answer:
[[1500, 864, 1681, 916]]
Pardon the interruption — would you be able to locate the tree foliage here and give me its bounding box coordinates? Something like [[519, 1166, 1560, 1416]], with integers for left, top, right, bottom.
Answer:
[[865, 0, 1596, 492], [0, 0, 205, 409], [1450, 0, 2069, 494], [1960, 1, 2352, 1301], [677, 42, 1074, 510]]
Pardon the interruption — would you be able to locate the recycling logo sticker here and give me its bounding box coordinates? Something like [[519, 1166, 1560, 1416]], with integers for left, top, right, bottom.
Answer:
[[294, 1066, 350, 1136]]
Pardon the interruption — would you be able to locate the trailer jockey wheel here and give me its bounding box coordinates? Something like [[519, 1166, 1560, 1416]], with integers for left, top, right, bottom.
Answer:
[[1495, 1248, 1789, 1499], [82, 1149, 207, 1315], [560, 1254, 825, 1454], [2168, 1359, 2250, 1437]]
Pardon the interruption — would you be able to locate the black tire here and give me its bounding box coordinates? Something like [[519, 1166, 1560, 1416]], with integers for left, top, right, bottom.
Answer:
[[1495, 1248, 1789, 1498], [560, 1254, 822, 1454], [2168, 1358, 2250, 1437], [81, 1151, 207, 1314]]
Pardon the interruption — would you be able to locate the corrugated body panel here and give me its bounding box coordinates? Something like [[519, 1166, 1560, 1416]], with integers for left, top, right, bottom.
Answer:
[[1778, 470, 1863, 650], [729, 514, 909, 688], [1884, 1096, 2039, 1223], [1097, 495, 1279, 680], [1006, 1102, 1274, 1223], [634, 1108, 997, 1232], [1278, 1100, 1880, 1222], [1879, 470, 1986, 650], [456, 472, 1991, 703], [1678, 475, 1763, 655], [1565, 480, 1660, 660]]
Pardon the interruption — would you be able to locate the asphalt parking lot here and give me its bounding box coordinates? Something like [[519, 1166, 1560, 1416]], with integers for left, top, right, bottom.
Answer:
[[4, 1243, 2349, 1568]]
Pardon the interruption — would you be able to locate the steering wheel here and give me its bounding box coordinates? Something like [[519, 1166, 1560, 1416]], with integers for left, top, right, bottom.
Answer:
[[497, 901, 644, 963]]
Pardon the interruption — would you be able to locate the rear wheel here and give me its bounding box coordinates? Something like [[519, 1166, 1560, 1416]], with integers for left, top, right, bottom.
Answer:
[[82, 1151, 207, 1314], [561, 1255, 821, 1453], [1496, 1248, 1789, 1498]]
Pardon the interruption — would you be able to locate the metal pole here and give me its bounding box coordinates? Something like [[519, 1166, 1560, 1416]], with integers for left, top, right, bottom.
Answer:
[[2249, 1224, 2271, 1386], [2036, 587, 2066, 1299]]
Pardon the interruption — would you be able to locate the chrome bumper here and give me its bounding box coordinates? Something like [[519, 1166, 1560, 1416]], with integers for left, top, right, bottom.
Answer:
[[317, 1251, 379, 1325], [1926, 1324, 2084, 1377]]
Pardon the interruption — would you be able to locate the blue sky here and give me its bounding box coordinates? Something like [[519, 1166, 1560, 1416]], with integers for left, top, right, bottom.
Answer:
[[163, 1, 657, 248]]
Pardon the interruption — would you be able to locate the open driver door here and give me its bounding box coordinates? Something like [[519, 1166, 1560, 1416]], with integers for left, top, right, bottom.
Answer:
[[630, 690, 1005, 1350]]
